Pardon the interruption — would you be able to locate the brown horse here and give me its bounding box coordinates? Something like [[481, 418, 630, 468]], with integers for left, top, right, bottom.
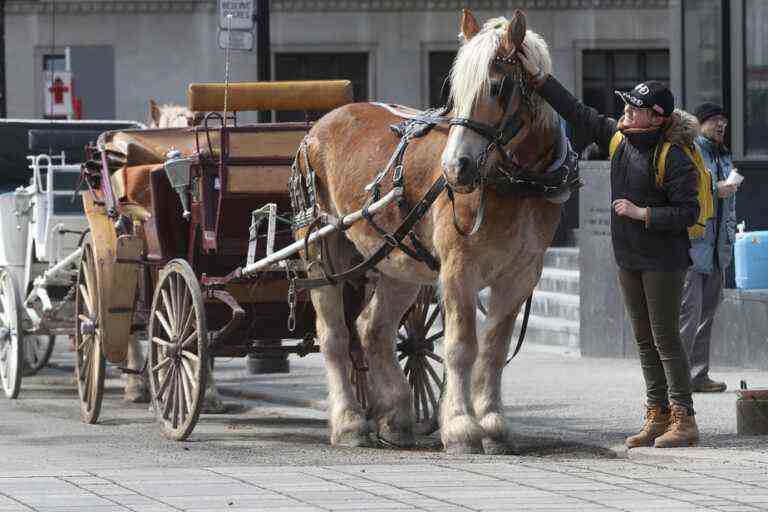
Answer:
[[297, 9, 564, 454]]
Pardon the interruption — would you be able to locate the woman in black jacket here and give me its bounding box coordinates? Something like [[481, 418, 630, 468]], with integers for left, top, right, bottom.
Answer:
[[517, 48, 701, 448]]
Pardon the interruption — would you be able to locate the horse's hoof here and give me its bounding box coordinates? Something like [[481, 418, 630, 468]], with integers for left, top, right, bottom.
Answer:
[[333, 432, 374, 448], [377, 430, 416, 449], [201, 396, 227, 414], [124, 387, 150, 404], [482, 438, 512, 455], [444, 441, 484, 455]]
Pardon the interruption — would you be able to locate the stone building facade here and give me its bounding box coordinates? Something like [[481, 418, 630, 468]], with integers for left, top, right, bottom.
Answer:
[[3, 0, 671, 123]]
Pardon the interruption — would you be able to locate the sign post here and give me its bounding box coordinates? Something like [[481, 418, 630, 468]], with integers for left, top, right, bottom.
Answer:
[[218, 0, 255, 51]]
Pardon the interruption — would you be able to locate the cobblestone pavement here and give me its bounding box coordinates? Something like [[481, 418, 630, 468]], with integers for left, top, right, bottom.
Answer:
[[1, 342, 767, 511]]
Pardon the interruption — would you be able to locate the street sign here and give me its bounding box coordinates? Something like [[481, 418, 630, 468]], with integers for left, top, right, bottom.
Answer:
[[218, 29, 254, 51], [219, 0, 254, 30]]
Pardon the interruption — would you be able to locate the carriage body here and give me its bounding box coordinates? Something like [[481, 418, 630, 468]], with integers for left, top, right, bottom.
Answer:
[[0, 121, 141, 398]]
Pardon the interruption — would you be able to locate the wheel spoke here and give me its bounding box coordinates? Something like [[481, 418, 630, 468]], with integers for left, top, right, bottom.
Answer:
[[424, 305, 441, 333], [423, 358, 444, 388], [162, 367, 177, 421], [152, 356, 172, 373], [180, 331, 197, 350], [168, 275, 178, 330], [181, 358, 197, 392], [425, 331, 444, 346], [154, 311, 174, 340], [178, 367, 192, 420], [82, 255, 98, 311], [151, 336, 174, 348], [78, 285, 94, 316], [421, 363, 439, 412], [181, 350, 199, 362], [157, 362, 175, 402], [173, 373, 182, 428], [161, 290, 176, 335], [423, 349, 444, 364], [178, 287, 192, 339]]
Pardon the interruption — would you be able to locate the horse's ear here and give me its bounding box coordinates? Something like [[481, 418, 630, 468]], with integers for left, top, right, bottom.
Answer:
[[149, 99, 161, 127], [505, 9, 527, 51], [459, 8, 480, 42]]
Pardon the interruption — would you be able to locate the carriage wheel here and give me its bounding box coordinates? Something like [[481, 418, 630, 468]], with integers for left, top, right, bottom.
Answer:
[[0, 270, 24, 399], [23, 335, 55, 375], [148, 259, 208, 441], [398, 285, 445, 435], [75, 242, 106, 424]]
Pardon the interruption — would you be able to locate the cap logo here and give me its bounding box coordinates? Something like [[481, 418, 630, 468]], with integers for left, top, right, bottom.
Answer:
[[628, 95, 643, 107], [636, 84, 649, 95]]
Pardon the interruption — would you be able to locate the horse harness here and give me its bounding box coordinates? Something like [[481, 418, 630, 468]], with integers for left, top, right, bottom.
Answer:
[[289, 97, 581, 361]]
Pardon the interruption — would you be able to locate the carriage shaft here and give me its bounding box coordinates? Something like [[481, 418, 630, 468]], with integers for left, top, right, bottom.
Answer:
[[241, 187, 403, 277]]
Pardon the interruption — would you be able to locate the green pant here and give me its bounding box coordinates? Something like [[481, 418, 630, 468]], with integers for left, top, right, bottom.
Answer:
[[618, 269, 694, 413]]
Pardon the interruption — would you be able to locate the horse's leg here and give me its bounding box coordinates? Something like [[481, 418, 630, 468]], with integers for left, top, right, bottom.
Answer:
[[200, 358, 226, 413], [472, 285, 529, 455], [124, 336, 149, 403], [440, 267, 484, 454], [312, 279, 373, 447], [357, 276, 420, 447]]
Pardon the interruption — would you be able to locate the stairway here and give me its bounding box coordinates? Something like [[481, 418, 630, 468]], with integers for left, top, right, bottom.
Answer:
[[508, 247, 580, 353]]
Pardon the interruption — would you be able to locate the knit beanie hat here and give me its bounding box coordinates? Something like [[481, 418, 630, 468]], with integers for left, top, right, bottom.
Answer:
[[694, 102, 727, 124]]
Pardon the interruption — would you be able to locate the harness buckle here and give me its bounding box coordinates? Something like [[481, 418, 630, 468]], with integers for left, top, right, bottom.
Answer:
[[392, 164, 403, 184], [383, 234, 400, 247]]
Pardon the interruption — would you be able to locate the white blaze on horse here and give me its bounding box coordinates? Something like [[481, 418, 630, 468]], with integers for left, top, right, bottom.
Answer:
[[123, 100, 225, 412], [295, 9, 571, 453]]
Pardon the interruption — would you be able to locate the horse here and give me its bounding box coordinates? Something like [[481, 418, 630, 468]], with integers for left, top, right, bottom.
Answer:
[[294, 9, 565, 454], [122, 100, 225, 412], [147, 99, 203, 128]]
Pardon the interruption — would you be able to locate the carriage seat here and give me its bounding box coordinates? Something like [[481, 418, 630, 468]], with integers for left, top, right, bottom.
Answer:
[[188, 80, 353, 112]]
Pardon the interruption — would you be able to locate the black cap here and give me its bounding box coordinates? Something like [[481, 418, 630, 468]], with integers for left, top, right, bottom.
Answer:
[[615, 81, 674, 117], [694, 102, 727, 124]]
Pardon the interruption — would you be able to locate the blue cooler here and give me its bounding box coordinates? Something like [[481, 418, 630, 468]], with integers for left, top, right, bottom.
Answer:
[[735, 231, 768, 289]]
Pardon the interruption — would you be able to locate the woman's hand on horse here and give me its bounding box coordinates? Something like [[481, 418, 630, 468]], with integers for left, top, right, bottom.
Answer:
[[612, 199, 647, 221], [514, 44, 540, 76]]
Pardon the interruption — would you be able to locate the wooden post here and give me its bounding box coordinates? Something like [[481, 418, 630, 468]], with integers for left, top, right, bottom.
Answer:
[[736, 390, 768, 436]]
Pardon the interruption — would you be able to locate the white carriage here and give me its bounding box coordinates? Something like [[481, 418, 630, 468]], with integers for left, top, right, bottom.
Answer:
[[0, 121, 141, 398]]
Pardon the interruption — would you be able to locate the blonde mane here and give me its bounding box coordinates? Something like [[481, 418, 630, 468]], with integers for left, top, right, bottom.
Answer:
[[449, 16, 557, 132]]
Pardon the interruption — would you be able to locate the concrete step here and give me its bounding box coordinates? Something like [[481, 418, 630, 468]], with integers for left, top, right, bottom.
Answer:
[[543, 247, 579, 271], [529, 290, 579, 323], [537, 267, 579, 295], [513, 314, 580, 351]]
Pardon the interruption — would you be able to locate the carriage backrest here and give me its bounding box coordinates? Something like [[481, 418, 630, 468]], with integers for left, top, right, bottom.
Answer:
[[187, 80, 354, 113]]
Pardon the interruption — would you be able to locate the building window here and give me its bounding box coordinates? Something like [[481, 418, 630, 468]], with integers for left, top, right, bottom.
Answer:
[[274, 53, 368, 122], [582, 50, 670, 119], [43, 54, 66, 73], [683, 0, 723, 109], [428, 51, 456, 108], [745, 0, 768, 157]]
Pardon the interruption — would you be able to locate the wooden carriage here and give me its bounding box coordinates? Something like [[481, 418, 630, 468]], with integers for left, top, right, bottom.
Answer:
[[76, 81, 444, 440]]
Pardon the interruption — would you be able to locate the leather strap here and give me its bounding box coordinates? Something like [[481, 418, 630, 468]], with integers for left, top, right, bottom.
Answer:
[[505, 293, 533, 365]]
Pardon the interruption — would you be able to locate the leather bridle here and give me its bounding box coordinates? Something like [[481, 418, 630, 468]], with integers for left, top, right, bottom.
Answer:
[[443, 55, 533, 235]]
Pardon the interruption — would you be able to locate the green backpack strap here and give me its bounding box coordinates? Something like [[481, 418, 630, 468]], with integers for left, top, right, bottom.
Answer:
[[608, 131, 624, 160]]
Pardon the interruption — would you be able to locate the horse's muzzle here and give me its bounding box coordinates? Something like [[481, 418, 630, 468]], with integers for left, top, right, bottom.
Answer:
[[443, 156, 478, 193]]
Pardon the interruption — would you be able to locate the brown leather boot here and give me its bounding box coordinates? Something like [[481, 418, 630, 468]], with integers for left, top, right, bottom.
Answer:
[[654, 404, 700, 448], [625, 406, 670, 448]]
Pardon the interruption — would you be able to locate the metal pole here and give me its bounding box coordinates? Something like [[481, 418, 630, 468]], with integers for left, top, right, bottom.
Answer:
[[242, 187, 403, 276], [256, 0, 271, 123], [0, 0, 6, 117]]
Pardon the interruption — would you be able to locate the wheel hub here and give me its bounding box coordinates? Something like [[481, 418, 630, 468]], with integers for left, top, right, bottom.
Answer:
[[79, 319, 96, 336]]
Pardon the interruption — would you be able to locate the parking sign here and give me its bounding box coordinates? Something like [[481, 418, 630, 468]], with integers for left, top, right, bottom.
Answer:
[[219, 0, 254, 30]]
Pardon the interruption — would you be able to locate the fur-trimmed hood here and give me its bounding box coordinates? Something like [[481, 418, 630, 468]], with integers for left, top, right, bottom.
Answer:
[[662, 109, 699, 147]]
